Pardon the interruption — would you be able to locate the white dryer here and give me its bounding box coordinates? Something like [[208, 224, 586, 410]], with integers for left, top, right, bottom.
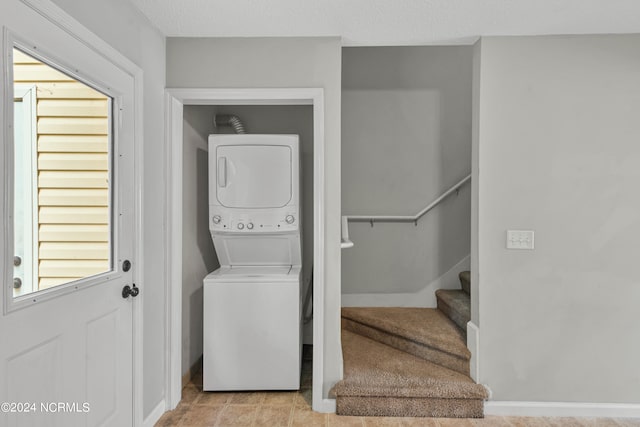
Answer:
[[203, 134, 302, 391], [208, 134, 301, 241]]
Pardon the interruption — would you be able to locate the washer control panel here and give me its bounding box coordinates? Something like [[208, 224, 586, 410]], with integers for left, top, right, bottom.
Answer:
[[210, 207, 299, 233]]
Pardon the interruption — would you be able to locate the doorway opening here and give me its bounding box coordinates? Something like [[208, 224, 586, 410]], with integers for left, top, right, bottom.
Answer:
[[165, 88, 328, 412], [335, 46, 478, 416], [181, 103, 314, 384]]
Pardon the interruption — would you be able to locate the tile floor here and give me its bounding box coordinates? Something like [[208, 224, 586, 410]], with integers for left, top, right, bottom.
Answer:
[[155, 346, 640, 427]]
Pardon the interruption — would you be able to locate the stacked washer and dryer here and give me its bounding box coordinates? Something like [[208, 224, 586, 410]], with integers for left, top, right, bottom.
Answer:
[[203, 134, 303, 391]]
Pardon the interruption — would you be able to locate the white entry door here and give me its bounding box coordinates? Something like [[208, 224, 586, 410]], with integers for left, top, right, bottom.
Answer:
[[0, 5, 139, 427]]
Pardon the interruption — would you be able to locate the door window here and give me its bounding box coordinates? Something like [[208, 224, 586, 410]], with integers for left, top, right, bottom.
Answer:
[[12, 48, 112, 299]]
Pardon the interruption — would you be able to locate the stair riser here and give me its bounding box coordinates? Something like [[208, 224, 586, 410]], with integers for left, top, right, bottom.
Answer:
[[436, 298, 470, 333], [342, 318, 470, 376], [461, 280, 470, 295], [459, 271, 471, 295], [337, 396, 484, 418]]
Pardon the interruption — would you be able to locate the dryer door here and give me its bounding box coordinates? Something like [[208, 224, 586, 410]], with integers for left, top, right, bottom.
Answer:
[[216, 144, 292, 209]]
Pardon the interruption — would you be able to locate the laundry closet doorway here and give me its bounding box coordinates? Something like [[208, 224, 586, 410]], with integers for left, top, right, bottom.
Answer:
[[165, 89, 328, 412]]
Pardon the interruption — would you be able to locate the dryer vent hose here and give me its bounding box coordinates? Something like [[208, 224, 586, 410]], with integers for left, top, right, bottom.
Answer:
[[214, 114, 246, 134]]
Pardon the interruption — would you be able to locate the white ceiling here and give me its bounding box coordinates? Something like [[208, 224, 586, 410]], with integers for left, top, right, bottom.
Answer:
[[128, 0, 640, 46]]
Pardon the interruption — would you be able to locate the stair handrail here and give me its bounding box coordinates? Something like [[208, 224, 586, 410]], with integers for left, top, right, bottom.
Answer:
[[341, 174, 471, 249], [341, 216, 354, 249]]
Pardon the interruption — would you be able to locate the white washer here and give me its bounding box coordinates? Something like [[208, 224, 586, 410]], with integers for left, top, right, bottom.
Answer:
[[203, 266, 301, 390]]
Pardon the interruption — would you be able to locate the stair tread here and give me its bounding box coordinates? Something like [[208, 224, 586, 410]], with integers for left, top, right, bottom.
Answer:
[[341, 307, 470, 360], [342, 317, 470, 374], [333, 330, 488, 400], [435, 289, 471, 324]]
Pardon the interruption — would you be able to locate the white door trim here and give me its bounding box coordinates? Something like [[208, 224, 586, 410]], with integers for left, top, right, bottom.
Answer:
[[13, 0, 145, 425], [467, 320, 480, 383], [164, 87, 327, 412]]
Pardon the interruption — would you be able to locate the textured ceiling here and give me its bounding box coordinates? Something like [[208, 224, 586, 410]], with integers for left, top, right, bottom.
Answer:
[[128, 0, 640, 46]]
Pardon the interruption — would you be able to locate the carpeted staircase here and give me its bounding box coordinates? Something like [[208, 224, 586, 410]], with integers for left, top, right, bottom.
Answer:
[[332, 271, 488, 418], [435, 270, 471, 334]]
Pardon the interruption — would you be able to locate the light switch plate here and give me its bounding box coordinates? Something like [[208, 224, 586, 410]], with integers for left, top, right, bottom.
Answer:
[[506, 230, 534, 249]]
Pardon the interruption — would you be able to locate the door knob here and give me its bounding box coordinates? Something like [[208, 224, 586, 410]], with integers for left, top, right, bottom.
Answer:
[[122, 284, 139, 298], [13, 256, 22, 267], [13, 278, 22, 289]]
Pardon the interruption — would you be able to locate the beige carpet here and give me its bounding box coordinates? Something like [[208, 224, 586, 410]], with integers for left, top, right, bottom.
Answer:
[[342, 307, 470, 361], [459, 271, 471, 294], [435, 289, 471, 332], [334, 307, 488, 418], [335, 330, 487, 398]]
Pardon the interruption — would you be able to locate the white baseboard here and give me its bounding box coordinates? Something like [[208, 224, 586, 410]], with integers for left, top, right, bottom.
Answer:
[[485, 401, 640, 418], [313, 398, 336, 413], [341, 255, 470, 307], [466, 321, 480, 383], [142, 399, 166, 427]]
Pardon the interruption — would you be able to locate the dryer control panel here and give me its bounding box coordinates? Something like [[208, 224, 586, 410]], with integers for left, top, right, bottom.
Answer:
[[210, 207, 300, 234]]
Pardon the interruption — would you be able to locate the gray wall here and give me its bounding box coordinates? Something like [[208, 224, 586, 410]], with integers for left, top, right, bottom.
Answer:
[[50, 0, 168, 417], [342, 47, 473, 300], [182, 107, 219, 374], [181, 104, 315, 375], [167, 37, 343, 398], [474, 35, 640, 402]]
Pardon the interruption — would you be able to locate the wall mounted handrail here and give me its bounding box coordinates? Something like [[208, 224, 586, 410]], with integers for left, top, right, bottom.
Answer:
[[341, 216, 354, 249], [341, 174, 471, 249]]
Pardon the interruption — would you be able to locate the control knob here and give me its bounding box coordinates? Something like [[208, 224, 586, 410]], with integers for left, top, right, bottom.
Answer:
[[285, 215, 295, 224], [247, 222, 254, 230], [212, 215, 221, 224], [237, 223, 245, 230]]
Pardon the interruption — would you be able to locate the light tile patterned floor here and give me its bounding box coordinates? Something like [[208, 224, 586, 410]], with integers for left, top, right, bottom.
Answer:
[[155, 347, 640, 427]]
